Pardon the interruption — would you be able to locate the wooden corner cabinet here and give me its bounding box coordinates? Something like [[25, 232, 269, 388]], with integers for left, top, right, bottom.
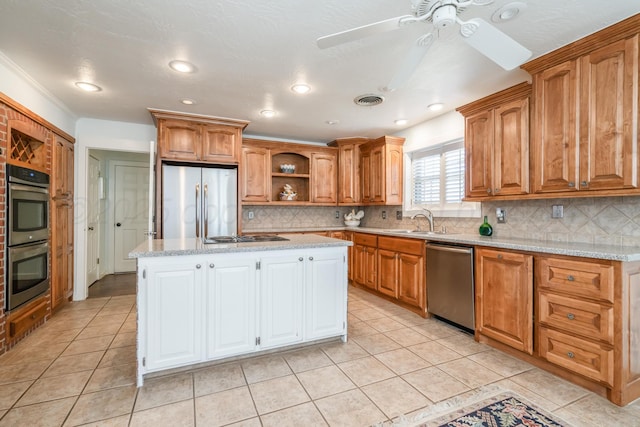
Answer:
[[359, 136, 404, 205], [475, 247, 533, 354], [149, 109, 250, 164], [241, 139, 337, 206], [328, 137, 368, 205], [457, 82, 530, 200], [522, 16, 640, 196], [51, 135, 75, 311]]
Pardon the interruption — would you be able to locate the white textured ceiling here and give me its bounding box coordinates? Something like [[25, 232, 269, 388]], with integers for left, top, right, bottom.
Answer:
[[0, 0, 638, 142]]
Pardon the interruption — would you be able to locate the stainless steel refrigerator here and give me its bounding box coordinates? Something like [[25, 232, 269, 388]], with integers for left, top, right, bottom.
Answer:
[[162, 164, 238, 239]]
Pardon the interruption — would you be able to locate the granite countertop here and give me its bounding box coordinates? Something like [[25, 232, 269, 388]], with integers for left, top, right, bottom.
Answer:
[[245, 226, 640, 262], [129, 233, 352, 258]]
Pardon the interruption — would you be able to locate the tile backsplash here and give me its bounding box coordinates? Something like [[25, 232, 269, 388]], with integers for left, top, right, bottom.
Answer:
[[242, 196, 640, 247]]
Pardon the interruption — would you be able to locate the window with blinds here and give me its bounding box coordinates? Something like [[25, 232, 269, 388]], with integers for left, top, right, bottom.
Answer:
[[406, 139, 479, 217]]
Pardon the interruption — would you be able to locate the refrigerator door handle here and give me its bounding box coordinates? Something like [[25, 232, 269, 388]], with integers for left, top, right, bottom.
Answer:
[[195, 183, 200, 238], [204, 184, 208, 238]]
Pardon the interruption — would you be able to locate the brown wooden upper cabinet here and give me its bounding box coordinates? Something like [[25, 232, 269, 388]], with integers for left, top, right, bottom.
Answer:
[[328, 137, 368, 205], [149, 109, 249, 164], [241, 138, 338, 205], [457, 83, 530, 200], [359, 136, 404, 205], [522, 21, 639, 195]]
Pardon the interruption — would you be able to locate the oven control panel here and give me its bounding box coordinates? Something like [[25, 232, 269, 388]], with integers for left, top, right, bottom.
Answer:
[[7, 164, 49, 186]]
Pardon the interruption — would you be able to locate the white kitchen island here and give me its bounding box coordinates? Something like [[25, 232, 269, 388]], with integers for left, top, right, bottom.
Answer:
[[129, 234, 351, 386]]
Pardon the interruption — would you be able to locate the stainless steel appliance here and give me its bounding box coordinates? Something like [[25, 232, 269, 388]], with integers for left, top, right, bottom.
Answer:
[[7, 164, 50, 246], [6, 164, 50, 311], [162, 164, 238, 239], [6, 241, 49, 310], [426, 243, 475, 331]]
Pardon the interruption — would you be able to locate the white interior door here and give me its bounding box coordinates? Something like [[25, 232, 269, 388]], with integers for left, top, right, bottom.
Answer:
[[86, 155, 101, 284], [114, 164, 150, 272]]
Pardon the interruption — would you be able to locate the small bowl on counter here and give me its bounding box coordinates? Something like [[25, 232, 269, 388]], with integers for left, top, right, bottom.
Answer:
[[344, 219, 360, 227]]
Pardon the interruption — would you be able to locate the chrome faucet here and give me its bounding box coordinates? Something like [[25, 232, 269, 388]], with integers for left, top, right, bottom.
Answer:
[[411, 209, 434, 232]]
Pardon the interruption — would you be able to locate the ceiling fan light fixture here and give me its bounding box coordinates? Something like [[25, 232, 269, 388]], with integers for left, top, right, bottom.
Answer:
[[433, 4, 457, 29], [428, 103, 444, 111], [491, 2, 526, 22], [169, 60, 196, 73], [260, 109, 276, 118], [291, 83, 311, 94], [75, 81, 102, 92]]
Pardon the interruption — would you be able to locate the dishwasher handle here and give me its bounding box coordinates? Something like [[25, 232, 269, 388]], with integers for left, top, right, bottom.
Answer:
[[426, 243, 473, 254]]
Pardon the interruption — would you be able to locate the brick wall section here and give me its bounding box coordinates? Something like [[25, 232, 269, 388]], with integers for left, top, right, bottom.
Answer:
[[0, 101, 53, 355]]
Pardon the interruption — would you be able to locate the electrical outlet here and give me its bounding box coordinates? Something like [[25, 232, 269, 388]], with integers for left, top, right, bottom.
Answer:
[[496, 208, 506, 223], [396, 210, 402, 220], [248, 211, 254, 220], [552, 205, 564, 218], [382, 210, 387, 219], [335, 210, 340, 219]]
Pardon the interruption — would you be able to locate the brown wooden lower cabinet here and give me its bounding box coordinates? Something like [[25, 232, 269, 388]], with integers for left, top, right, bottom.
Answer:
[[475, 247, 534, 354], [5, 296, 48, 343], [351, 233, 426, 315]]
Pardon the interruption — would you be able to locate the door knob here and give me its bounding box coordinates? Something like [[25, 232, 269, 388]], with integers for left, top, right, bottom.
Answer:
[[116, 223, 122, 227], [88, 226, 94, 231]]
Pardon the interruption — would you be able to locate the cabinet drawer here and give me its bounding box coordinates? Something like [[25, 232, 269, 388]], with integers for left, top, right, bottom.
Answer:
[[8, 298, 48, 338], [538, 292, 613, 344], [538, 326, 613, 386], [378, 236, 424, 256], [537, 257, 614, 303], [354, 233, 377, 247]]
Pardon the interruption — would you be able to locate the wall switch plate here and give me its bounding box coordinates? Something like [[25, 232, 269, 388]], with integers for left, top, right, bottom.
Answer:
[[335, 210, 340, 219], [396, 210, 402, 220], [248, 211, 254, 220], [496, 208, 506, 223], [552, 205, 564, 218], [382, 210, 387, 219]]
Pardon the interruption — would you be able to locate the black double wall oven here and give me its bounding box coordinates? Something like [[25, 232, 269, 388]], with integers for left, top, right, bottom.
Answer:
[[6, 164, 50, 311]]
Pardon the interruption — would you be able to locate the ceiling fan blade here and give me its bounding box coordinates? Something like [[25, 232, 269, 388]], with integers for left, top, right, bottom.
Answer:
[[384, 33, 434, 91], [317, 15, 414, 49], [459, 18, 532, 70]]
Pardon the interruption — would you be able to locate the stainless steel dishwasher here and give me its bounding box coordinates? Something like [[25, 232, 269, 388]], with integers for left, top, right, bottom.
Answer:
[[426, 243, 475, 331]]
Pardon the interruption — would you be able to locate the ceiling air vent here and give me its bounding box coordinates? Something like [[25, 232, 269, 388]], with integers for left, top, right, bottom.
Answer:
[[354, 94, 385, 106]]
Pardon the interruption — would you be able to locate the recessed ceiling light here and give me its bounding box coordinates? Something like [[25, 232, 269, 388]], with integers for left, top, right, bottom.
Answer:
[[428, 103, 444, 111], [169, 60, 196, 73], [325, 120, 340, 125], [181, 99, 196, 105], [394, 119, 408, 126], [491, 2, 527, 22], [75, 81, 102, 92], [291, 83, 311, 94], [260, 109, 276, 118]]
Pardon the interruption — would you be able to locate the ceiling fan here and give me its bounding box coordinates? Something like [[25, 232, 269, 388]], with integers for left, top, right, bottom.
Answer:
[[317, 0, 532, 91]]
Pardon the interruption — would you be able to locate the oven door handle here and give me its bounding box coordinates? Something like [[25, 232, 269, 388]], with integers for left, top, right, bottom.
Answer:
[[9, 183, 50, 195]]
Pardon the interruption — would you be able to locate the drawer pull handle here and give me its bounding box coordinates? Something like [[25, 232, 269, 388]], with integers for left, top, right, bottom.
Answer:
[[196, 264, 201, 269], [209, 263, 215, 269], [497, 254, 503, 259], [567, 275, 575, 281], [567, 313, 575, 320], [309, 256, 314, 261], [298, 257, 303, 261], [567, 351, 575, 359]]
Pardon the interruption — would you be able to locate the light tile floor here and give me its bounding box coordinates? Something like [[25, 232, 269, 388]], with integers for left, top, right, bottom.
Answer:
[[1, 287, 639, 426]]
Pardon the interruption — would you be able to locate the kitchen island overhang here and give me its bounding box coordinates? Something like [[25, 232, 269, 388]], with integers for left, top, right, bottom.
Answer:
[[130, 234, 352, 386]]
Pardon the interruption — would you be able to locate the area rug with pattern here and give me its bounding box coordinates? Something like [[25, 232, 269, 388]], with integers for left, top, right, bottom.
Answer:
[[380, 387, 573, 427]]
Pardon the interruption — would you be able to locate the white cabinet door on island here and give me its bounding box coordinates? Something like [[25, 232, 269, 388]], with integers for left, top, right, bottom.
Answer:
[[135, 244, 348, 386]]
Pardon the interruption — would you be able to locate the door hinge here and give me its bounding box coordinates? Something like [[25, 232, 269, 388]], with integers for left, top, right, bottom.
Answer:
[[142, 357, 146, 367], [343, 255, 346, 263], [256, 261, 261, 270], [142, 269, 146, 279], [97, 258, 100, 265], [343, 321, 346, 330], [255, 337, 261, 345]]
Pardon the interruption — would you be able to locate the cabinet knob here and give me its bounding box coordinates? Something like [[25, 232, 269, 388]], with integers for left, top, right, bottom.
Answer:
[[196, 264, 201, 269], [486, 188, 492, 194], [567, 351, 575, 359], [567, 313, 575, 320], [309, 256, 314, 261], [116, 222, 122, 227], [494, 188, 500, 193], [580, 181, 588, 187], [298, 257, 303, 261], [497, 254, 503, 259], [567, 275, 575, 282], [209, 263, 215, 269], [568, 182, 575, 187]]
